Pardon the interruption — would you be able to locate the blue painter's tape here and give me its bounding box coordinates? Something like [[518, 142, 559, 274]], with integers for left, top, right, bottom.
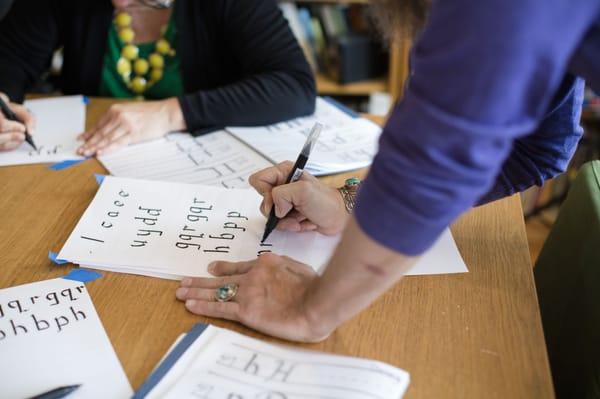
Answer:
[[95, 174, 106, 185], [82, 96, 90, 105], [48, 158, 87, 171], [323, 96, 360, 118], [62, 268, 102, 283], [48, 251, 69, 265], [133, 323, 209, 398]]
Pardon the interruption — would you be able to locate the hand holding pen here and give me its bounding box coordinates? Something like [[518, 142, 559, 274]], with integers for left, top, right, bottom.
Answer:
[[260, 123, 323, 242], [0, 93, 37, 151]]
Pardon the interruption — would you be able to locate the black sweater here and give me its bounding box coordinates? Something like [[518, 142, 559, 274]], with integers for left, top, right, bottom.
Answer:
[[0, 0, 316, 133]]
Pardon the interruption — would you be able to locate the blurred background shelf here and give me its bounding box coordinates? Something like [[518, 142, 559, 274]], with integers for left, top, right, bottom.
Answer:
[[279, 0, 411, 115], [316, 73, 387, 95]]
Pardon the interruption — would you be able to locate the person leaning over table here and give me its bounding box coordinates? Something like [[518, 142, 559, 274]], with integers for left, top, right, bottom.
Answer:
[[175, 0, 600, 342], [0, 0, 315, 154]]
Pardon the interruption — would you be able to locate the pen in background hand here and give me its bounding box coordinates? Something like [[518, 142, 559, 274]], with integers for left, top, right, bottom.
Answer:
[[261, 122, 322, 243], [0, 96, 37, 150], [27, 384, 81, 399]]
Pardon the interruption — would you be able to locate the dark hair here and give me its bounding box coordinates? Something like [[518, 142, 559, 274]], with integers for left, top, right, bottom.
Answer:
[[370, 0, 430, 40]]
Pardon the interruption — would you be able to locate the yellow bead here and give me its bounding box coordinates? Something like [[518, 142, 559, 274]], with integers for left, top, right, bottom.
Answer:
[[115, 12, 132, 28], [133, 58, 149, 75], [150, 68, 163, 82], [121, 44, 139, 60], [131, 76, 147, 94], [118, 27, 135, 43], [148, 53, 164, 69], [156, 39, 171, 55], [116, 57, 131, 75]]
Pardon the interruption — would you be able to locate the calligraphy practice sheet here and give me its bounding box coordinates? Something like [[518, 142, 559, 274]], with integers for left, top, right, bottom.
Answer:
[[57, 176, 467, 279], [143, 325, 410, 399], [99, 131, 273, 188], [57, 176, 340, 279], [0, 96, 86, 166], [227, 97, 381, 175], [0, 278, 132, 399]]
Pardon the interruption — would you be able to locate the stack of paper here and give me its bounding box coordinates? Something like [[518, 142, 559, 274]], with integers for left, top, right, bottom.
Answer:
[[134, 323, 411, 399], [0, 96, 86, 166], [227, 97, 382, 175], [99, 131, 273, 188], [57, 176, 467, 279], [0, 277, 132, 398], [99, 97, 381, 184]]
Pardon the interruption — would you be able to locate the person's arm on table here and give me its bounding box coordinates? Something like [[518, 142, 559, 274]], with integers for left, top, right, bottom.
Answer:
[[77, 98, 186, 156], [176, 162, 417, 342], [177, 0, 600, 342]]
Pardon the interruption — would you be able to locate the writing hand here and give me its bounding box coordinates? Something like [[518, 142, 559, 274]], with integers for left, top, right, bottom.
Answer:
[[249, 161, 348, 235], [0, 93, 36, 152], [176, 253, 332, 342], [77, 98, 185, 156]]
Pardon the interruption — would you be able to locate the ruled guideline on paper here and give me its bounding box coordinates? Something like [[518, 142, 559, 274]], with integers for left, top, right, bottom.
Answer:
[[99, 131, 273, 188]]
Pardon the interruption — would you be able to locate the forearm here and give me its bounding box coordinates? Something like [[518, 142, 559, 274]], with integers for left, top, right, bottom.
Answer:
[[162, 97, 186, 131], [178, 71, 315, 132], [304, 217, 417, 337]]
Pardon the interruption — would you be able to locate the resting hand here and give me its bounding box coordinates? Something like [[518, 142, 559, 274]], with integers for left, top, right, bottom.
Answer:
[[249, 161, 347, 235], [0, 93, 36, 152], [77, 98, 185, 156], [176, 253, 330, 342]]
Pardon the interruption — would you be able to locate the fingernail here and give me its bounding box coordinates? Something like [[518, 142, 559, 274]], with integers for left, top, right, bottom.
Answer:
[[185, 299, 196, 309], [175, 287, 188, 300], [207, 262, 216, 273], [181, 277, 192, 287]]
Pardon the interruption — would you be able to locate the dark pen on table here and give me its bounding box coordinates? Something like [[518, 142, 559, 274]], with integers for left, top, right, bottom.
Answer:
[[0, 96, 37, 150], [27, 384, 81, 399], [261, 122, 322, 243]]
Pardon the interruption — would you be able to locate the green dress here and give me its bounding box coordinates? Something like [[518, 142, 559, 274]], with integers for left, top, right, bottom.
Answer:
[[99, 15, 184, 99]]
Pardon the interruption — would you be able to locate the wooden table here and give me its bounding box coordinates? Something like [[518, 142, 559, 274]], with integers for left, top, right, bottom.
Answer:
[[0, 98, 554, 398]]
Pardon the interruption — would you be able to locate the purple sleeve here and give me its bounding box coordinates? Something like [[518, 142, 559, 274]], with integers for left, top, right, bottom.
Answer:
[[476, 76, 585, 205], [354, 0, 599, 256]]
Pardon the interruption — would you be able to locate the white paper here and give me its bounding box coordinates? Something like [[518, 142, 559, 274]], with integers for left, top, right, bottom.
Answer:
[[99, 131, 273, 188], [227, 97, 382, 175], [0, 278, 132, 399], [57, 176, 467, 279], [0, 96, 86, 166], [58, 176, 340, 279], [146, 325, 410, 399]]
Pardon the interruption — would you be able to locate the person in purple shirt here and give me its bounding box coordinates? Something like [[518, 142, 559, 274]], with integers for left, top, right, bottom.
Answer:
[[175, 0, 600, 342]]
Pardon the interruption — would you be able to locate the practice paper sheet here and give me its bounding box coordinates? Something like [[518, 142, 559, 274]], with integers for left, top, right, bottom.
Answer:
[[58, 176, 467, 279], [58, 176, 340, 279], [0, 96, 86, 166], [99, 131, 273, 188], [145, 325, 410, 399], [0, 278, 132, 399], [227, 97, 382, 175]]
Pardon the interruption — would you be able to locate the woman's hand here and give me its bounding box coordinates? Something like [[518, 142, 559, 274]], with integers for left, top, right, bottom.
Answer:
[[77, 97, 185, 156], [0, 93, 36, 152], [249, 161, 348, 235], [175, 253, 333, 343]]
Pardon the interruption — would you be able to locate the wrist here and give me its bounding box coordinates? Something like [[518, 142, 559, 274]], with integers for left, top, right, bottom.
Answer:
[[162, 97, 186, 131], [301, 278, 340, 340]]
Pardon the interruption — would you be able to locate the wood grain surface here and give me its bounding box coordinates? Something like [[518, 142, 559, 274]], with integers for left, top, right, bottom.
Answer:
[[0, 98, 554, 398]]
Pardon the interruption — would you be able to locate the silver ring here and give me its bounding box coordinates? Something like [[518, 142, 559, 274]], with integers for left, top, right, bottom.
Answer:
[[214, 283, 238, 302]]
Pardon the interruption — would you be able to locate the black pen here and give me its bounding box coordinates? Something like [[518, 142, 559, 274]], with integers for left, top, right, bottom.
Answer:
[[261, 122, 322, 243], [0, 96, 37, 150], [27, 384, 81, 399]]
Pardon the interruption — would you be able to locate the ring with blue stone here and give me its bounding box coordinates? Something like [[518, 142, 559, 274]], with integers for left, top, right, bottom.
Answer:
[[214, 283, 239, 302]]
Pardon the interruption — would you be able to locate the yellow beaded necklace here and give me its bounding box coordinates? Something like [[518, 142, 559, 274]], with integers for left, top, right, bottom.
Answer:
[[113, 11, 176, 97]]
